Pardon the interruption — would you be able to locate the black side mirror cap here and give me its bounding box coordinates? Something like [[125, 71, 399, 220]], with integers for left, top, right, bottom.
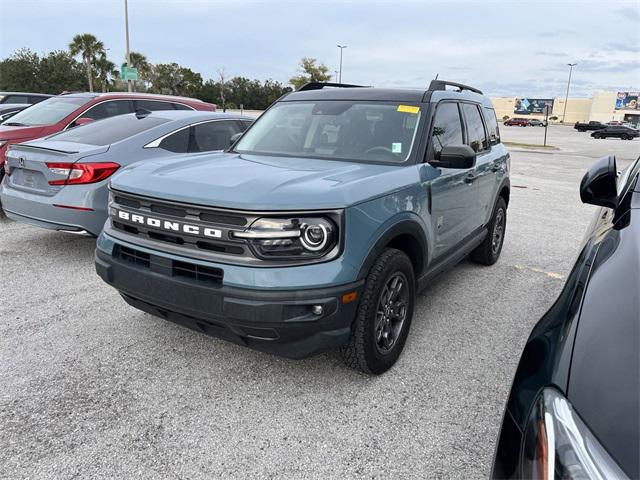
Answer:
[[435, 144, 477, 169], [580, 154, 619, 209], [229, 132, 243, 147]]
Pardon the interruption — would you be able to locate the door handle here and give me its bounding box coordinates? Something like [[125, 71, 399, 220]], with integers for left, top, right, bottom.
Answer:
[[464, 173, 477, 184]]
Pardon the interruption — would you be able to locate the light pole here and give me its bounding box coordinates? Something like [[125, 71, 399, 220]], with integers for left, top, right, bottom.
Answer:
[[337, 45, 347, 83], [124, 0, 132, 92], [562, 63, 577, 123]]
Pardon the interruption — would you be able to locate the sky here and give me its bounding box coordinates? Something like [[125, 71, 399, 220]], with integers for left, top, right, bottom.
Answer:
[[1, 0, 639, 98]]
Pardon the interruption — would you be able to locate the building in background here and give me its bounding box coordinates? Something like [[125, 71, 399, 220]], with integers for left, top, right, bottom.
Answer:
[[490, 91, 640, 125]]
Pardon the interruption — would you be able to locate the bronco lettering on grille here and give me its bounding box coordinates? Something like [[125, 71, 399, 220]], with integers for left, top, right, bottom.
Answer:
[[116, 209, 222, 238]]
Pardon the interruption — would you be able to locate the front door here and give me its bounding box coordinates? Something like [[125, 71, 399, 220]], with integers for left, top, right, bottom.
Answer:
[[425, 101, 479, 260]]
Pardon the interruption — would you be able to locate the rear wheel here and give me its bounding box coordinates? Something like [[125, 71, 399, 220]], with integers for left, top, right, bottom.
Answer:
[[471, 197, 507, 265], [341, 248, 415, 374], [623, 134, 632, 140]]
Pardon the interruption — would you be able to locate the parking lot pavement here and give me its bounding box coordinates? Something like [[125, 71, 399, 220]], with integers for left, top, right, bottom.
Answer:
[[0, 128, 638, 479]]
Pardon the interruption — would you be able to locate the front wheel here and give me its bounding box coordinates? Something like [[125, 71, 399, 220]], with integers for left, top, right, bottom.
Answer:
[[471, 197, 507, 265], [341, 248, 415, 374]]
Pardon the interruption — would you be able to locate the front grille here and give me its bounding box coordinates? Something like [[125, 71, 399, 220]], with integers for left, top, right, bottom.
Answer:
[[173, 261, 223, 285], [110, 191, 249, 256]]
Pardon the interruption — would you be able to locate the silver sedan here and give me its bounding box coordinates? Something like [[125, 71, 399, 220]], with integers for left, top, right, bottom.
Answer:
[[0, 110, 252, 235]]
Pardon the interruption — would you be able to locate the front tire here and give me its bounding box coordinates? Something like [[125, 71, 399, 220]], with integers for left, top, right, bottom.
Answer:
[[471, 197, 507, 265], [341, 249, 415, 374]]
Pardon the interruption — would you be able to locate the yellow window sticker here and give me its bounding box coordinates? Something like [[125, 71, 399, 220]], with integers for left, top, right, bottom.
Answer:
[[397, 105, 420, 114]]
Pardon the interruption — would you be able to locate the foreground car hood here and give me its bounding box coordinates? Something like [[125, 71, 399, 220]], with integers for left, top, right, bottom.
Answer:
[[111, 152, 416, 210], [0, 124, 47, 141]]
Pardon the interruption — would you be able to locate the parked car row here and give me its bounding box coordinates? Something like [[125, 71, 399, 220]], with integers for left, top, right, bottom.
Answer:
[[0, 91, 216, 180], [1, 83, 638, 479], [503, 117, 546, 127]]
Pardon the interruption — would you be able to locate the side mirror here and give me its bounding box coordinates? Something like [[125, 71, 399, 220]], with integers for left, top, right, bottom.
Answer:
[[436, 145, 477, 169], [74, 117, 94, 127], [580, 155, 618, 209], [229, 132, 243, 146]]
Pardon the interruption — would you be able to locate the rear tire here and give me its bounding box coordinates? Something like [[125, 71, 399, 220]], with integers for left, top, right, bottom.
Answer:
[[471, 197, 507, 266], [341, 248, 415, 374]]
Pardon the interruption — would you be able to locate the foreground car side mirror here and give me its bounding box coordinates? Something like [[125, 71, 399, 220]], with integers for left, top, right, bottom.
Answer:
[[580, 155, 618, 209], [435, 144, 477, 169]]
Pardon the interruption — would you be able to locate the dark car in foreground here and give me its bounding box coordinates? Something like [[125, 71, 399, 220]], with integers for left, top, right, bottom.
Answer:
[[492, 154, 640, 479], [503, 118, 529, 126], [1, 111, 251, 235], [95, 80, 510, 374], [0, 92, 215, 179], [591, 125, 639, 140]]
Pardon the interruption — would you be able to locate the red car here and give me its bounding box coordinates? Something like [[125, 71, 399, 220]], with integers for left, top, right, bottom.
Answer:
[[0, 92, 215, 177], [503, 117, 529, 126]]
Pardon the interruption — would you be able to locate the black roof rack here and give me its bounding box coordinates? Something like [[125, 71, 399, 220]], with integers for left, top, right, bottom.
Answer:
[[297, 82, 366, 91], [428, 80, 483, 95]]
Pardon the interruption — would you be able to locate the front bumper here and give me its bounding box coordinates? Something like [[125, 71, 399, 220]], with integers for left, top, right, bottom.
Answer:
[[95, 246, 363, 359]]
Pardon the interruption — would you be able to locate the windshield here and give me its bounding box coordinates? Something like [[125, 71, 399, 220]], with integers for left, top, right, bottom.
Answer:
[[235, 101, 423, 163], [47, 114, 169, 146], [1, 96, 88, 126]]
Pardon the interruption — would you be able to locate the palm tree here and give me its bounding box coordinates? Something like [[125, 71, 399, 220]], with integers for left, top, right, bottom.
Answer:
[[128, 51, 151, 91], [69, 34, 104, 92], [95, 53, 116, 92]]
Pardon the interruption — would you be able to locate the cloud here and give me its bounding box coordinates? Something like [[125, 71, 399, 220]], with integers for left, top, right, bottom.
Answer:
[[535, 51, 568, 57], [616, 6, 640, 21]]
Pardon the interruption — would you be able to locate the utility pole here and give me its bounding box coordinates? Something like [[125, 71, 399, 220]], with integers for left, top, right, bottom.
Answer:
[[562, 63, 577, 123], [124, 0, 132, 92], [337, 45, 347, 83]]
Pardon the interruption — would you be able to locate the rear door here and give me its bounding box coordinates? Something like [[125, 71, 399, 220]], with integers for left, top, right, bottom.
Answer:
[[426, 101, 480, 260], [460, 103, 495, 225]]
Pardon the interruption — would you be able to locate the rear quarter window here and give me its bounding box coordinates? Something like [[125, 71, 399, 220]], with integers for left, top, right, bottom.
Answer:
[[483, 107, 501, 145]]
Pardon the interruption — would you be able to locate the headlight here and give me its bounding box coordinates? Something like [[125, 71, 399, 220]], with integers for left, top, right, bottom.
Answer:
[[234, 216, 338, 259], [521, 388, 627, 479]]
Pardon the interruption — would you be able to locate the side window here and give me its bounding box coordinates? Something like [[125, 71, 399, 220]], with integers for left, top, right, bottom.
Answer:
[[430, 102, 463, 159], [81, 100, 132, 121], [135, 100, 174, 111], [4, 95, 30, 104], [170, 102, 192, 110], [483, 107, 500, 145], [29, 96, 47, 104], [158, 127, 190, 153], [189, 121, 238, 152], [238, 120, 252, 131], [461, 103, 488, 152]]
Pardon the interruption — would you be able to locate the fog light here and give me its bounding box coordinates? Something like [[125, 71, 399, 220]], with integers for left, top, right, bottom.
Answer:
[[311, 305, 323, 316]]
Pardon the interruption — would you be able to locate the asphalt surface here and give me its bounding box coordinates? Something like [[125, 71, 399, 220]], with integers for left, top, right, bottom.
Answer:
[[1, 125, 638, 479]]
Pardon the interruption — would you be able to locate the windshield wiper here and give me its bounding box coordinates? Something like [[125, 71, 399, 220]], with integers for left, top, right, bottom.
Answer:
[[2, 122, 27, 126]]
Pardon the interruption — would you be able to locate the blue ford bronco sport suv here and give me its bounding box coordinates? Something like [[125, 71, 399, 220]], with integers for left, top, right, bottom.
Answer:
[[95, 80, 510, 374]]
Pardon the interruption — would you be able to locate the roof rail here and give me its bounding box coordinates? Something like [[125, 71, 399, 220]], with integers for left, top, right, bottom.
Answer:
[[297, 82, 366, 91], [428, 80, 483, 95]]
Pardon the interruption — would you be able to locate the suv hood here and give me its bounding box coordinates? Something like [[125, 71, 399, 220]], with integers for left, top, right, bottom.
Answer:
[[111, 152, 417, 210], [0, 124, 47, 141]]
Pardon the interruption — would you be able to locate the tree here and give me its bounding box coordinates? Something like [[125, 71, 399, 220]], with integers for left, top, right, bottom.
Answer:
[[289, 57, 331, 90], [0, 48, 87, 94], [94, 53, 117, 92], [0, 48, 40, 92], [39, 50, 88, 93], [150, 63, 203, 96], [217, 68, 227, 111], [69, 33, 104, 92]]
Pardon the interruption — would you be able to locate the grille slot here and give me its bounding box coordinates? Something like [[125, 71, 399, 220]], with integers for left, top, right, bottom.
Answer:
[[196, 241, 244, 255], [114, 196, 141, 209], [117, 245, 150, 268], [151, 204, 187, 218], [199, 212, 247, 226], [172, 261, 223, 285]]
